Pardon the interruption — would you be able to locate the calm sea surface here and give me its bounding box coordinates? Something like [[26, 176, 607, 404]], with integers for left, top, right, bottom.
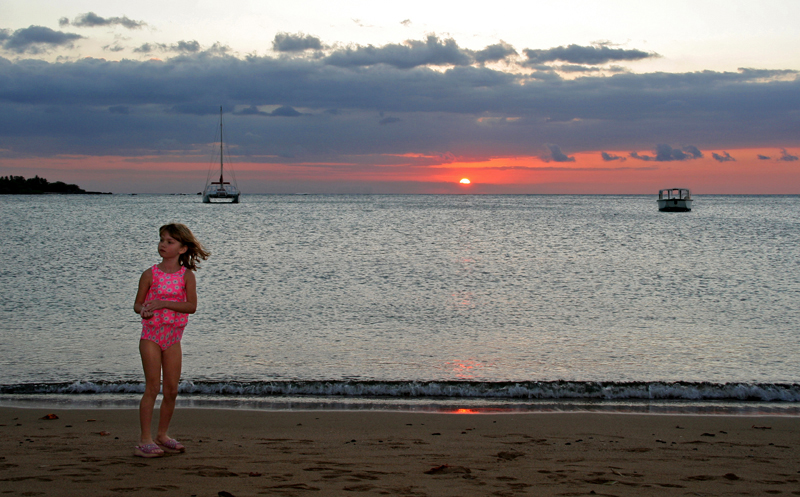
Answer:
[[1, 194, 799, 412]]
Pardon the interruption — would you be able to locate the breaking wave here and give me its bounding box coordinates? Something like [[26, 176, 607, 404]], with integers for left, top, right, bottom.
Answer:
[[2, 380, 799, 402]]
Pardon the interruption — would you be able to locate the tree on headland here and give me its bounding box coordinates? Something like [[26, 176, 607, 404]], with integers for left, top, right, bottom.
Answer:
[[0, 175, 108, 194]]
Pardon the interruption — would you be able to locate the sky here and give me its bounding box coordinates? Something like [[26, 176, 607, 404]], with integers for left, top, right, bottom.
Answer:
[[0, 0, 798, 194]]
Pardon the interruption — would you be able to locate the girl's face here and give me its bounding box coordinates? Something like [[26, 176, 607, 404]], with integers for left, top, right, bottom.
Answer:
[[158, 231, 187, 259]]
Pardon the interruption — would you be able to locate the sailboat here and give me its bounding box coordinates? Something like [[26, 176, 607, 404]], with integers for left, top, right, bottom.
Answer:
[[202, 106, 240, 203]]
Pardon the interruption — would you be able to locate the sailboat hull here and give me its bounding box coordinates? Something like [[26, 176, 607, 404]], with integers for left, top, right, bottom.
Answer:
[[203, 183, 240, 203], [203, 192, 240, 203]]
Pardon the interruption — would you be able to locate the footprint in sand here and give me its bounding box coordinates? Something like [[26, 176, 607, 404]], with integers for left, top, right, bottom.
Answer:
[[263, 483, 320, 491], [497, 451, 525, 461], [685, 475, 717, 481], [342, 484, 377, 492], [424, 464, 470, 475]]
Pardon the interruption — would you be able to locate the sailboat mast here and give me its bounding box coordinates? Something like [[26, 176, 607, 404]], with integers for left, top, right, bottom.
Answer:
[[219, 106, 224, 184]]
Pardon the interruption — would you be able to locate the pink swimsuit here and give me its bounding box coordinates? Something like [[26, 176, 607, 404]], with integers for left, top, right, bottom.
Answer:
[[141, 265, 189, 350]]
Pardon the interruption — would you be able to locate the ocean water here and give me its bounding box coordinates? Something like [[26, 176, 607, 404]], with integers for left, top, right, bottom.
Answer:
[[1, 194, 799, 413]]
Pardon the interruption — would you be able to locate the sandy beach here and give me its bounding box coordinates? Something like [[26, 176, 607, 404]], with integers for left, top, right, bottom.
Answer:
[[1, 407, 798, 496]]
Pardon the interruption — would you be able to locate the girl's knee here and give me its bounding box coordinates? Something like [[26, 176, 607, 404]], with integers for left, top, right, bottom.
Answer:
[[143, 381, 161, 398], [161, 379, 179, 399], [161, 387, 178, 402]]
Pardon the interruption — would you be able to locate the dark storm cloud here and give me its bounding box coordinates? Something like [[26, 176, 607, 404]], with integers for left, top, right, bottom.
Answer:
[[133, 43, 157, 53], [557, 64, 602, 73], [272, 33, 323, 52], [169, 103, 218, 115], [237, 105, 266, 116], [738, 68, 797, 79], [61, 12, 147, 29], [630, 145, 704, 162], [474, 42, 517, 64], [324, 35, 473, 68], [683, 145, 703, 159], [712, 151, 735, 162], [755, 150, 799, 162], [104, 44, 125, 53], [779, 149, 799, 161], [233, 104, 304, 117], [552, 64, 628, 74], [523, 44, 657, 65], [0, 49, 797, 159], [601, 152, 626, 162], [270, 106, 302, 117], [134, 40, 201, 53], [0, 26, 82, 54], [176, 40, 201, 53], [546, 144, 575, 162]]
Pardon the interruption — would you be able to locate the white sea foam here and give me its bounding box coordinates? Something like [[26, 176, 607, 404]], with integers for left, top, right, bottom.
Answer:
[[3, 380, 799, 402]]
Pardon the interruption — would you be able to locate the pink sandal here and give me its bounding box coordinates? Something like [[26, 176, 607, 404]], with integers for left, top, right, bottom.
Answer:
[[156, 438, 186, 454], [134, 443, 164, 458]]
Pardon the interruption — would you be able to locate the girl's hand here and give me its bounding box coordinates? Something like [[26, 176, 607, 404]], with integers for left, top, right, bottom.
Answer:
[[141, 300, 164, 315], [140, 295, 195, 316]]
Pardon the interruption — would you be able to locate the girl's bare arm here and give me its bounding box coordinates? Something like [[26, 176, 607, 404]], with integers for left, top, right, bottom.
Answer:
[[134, 268, 153, 317]]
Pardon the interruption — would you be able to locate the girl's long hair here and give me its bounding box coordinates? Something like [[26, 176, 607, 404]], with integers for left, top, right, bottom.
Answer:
[[159, 223, 210, 271]]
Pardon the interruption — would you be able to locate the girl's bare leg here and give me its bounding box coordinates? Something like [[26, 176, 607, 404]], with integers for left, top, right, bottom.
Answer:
[[155, 342, 182, 443], [139, 339, 163, 444]]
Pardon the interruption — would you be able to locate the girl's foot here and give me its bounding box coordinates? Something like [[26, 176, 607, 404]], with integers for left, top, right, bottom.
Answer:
[[134, 443, 165, 458], [156, 438, 186, 453]]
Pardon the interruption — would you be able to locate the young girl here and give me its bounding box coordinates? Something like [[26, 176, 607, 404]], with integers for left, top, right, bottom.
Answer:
[[133, 223, 209, 458]]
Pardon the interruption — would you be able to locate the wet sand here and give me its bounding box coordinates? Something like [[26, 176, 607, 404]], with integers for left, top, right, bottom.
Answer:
[[1, 407, 798, 496]]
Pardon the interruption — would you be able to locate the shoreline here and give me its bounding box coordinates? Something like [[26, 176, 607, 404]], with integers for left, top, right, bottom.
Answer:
[[2, 407, 798, 496], [3, 394, 800, 417]]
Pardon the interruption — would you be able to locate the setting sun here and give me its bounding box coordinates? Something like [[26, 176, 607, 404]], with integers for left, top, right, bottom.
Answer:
[[459, 178, 471, 184]]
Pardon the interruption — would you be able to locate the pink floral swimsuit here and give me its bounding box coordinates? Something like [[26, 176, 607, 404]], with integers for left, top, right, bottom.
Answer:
[[141, 265, 189, 350]]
